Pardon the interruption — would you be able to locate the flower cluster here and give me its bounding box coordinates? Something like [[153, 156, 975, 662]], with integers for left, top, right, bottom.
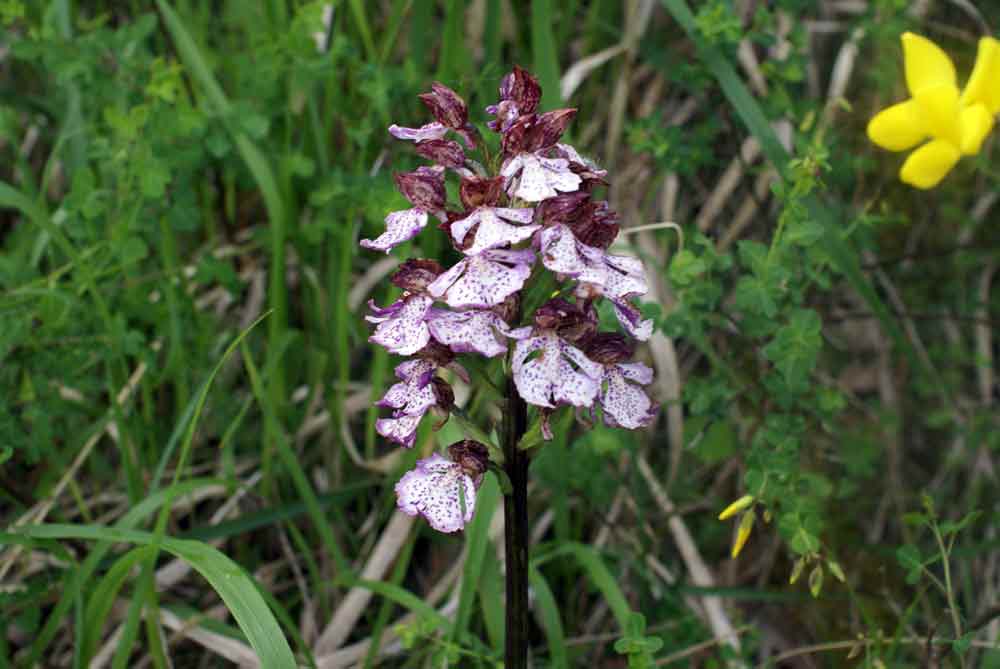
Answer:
[[868, 32, 1000, 189], [363, 67, 657, 532]]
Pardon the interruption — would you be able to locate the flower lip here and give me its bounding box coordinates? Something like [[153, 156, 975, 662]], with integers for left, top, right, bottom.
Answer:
[[391, 259, 445, 294]]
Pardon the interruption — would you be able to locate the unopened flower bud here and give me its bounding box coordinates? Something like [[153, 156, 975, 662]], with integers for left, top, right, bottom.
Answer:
[[390, 259, 444, 293], [417, 340, 456, 367], [430, 376, 455, 413], [499, 65, 541, 116], [459, 176, 505, 209], [492, 293, 521, 324], [534, 298, 596, 344], [584, 333, 634, 365], [419, 83, 468, 129], [535, 192, 589, 224], [394, 166, 447, 212], [447, 440, 490, 479], [501, 114, 534, 156], [415, 139, 466, 169], [524, 108, 577, 152]]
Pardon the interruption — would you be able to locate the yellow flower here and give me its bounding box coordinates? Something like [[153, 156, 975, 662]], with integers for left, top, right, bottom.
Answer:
[[867, 32, 1000, 189]]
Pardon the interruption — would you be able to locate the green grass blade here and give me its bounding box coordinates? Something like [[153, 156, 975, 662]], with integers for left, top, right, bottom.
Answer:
[[535, 542, 631, 629], [532, 0, 562, 109], [9, 524, 297, 668], [452, 473, 501, 640], [339, 578, 451, 631], [529, 565, 568, 669]]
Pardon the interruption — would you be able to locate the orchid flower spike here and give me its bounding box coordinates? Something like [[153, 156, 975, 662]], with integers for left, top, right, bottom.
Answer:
[[867, 32, 1000, 189]]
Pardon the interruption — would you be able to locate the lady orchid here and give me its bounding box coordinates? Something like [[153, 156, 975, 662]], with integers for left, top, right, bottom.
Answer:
[[868, 32, 1000, 189], [361, 67, 658, 668]]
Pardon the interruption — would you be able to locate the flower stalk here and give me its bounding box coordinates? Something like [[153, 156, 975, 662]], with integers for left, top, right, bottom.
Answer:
[[502, 373, 530, 669]]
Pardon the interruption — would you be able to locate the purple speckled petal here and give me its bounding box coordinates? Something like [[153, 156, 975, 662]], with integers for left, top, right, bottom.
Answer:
[[603, 254, 648, 299], [427, 252, 532, 309], [428, 309, 510, 357], [369, 295, 433, 355], [388, 122, 449, 143], [553, 341, 602, 406], [512, 335, 558, 407], [496, 207, 536, 224], [506, 325, 534, 340], [395, 453, 477, 533], [377, 414, 422, 448], [512, 332, 601, 408], [503, 153, 582, 202], [616, 361, 654, 385], [377, 360, 437, 414], [611, 298, 653, 341], [451, 208, 539, 256], [539, 224, 604, 276], [365, 298, 404, 323], [360, 208, 428, 254], [600, 367, 657, 429]]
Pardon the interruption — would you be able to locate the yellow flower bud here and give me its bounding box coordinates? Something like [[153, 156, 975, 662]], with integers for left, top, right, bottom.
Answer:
[[717, 494, 754, 520], [731, 511, 755, 558]]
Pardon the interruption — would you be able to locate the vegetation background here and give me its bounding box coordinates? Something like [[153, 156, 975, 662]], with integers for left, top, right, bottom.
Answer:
[[1, 0, 999, 667]]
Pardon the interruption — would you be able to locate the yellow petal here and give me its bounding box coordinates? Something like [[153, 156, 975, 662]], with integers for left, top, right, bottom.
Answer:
[[867, 100, 927, 151], [961, 37, 1000, 114], [718, 495, 754, 520], [900, 139, 961, 189], [912, 82, 961, 145], [731, 511, 755, 558], [959, 103, 994, 155], [902, 32, 957, 95]]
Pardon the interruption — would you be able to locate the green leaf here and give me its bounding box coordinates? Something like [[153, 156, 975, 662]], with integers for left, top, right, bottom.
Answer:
[[764, 309, 822, 387], [529, 567, 567, 669], [7, 524, 297, 668], [734, 275, 778, 318], [808, 564, 823, 597], [668, 249, 708, 286]]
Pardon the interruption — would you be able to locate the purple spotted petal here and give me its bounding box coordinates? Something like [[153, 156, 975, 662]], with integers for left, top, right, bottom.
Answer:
[[388, 122, 449, 143], [554, 143, 608, 179], [377, 359, 437, 415], [450, 207, 539, 256], [539, 224, 605, 276], [611, 298, 653, 341], [617, 361, 654, 384], [395, 453, 477, 533], [368, 295, 433, 355], [428, 309, 511, 357], [512, 332, 602, 408], [377, 414, 422, 448], [501, 153, 582, 202], [360, 208, 429, 254], [427, 250, 533, 309], [600, 366, 657, 429], [603, 255, 648, 299]]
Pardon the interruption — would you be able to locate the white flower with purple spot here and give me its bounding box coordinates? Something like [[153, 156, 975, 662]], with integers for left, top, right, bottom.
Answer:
[[450, 206, 539, 256], [501, 153, 581, 203], [366, 295, 433, 356], [428, 249, 534, 309], [395, 453, 479, 533], [428, 308, 513, 358], [598, 361, 657, 429], [512, 330, 603, 408], [576, 253, 653, 341]]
